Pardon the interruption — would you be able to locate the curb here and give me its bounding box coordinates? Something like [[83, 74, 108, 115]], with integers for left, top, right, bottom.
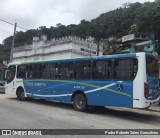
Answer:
[[148, 105, 160, 112]]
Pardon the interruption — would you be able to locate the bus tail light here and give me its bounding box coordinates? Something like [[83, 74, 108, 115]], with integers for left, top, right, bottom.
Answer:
[[144, 83, 148, 100]]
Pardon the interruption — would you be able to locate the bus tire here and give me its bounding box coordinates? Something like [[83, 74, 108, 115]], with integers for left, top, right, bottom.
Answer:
[[73, 94, 87, 112], [17, 88, 26, 101]]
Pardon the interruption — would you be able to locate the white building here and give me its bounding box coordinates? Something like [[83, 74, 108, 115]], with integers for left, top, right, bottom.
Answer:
[[13, 35, 103, 62]]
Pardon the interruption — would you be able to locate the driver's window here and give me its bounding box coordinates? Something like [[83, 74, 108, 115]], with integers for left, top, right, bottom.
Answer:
[[7, 65, 16, 84]]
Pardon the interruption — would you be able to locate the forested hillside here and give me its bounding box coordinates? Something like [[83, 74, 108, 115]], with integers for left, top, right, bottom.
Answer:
[[1, 0, 160, 61]]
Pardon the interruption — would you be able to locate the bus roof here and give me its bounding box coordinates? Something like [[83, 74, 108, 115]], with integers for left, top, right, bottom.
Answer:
[[8, 52, 155, 65], [21, 53, 137, 64]]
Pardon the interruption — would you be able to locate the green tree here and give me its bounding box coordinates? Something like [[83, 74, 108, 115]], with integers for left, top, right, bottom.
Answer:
[[136, 0, 160, 54], [2, 0, 160, 60]]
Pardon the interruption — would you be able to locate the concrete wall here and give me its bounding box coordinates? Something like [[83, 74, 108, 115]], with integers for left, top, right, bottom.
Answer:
[[13, 36, 103, 62]]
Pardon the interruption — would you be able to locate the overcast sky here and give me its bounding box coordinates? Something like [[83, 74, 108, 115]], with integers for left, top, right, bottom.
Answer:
[[0, 0, 155, 44]]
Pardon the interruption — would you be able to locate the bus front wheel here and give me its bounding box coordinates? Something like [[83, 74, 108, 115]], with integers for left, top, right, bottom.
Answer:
[[73, 94, 87, 112], [17, 88, 26, 101]]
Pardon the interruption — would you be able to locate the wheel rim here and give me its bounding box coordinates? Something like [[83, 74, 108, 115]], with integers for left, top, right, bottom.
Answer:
[[20, 91, 25, 98], [76, 98, 84, 108]]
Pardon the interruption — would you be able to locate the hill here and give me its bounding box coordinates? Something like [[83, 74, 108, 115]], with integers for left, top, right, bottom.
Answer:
[[1, 0, 160, 60]]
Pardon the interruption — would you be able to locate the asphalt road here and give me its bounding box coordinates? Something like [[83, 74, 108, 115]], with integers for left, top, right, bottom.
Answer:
[[0, 93, 160, 138]]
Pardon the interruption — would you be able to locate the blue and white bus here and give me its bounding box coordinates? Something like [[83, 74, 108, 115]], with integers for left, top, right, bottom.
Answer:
[[5, 52, 160, 111]]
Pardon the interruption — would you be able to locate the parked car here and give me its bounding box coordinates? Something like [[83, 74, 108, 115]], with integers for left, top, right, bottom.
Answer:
[[0, 81, 5, 93], [159, 79, 160, 104]]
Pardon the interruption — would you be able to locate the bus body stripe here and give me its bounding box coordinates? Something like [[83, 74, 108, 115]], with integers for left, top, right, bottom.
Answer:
[[18, 79, 132, 97], [26, 93, 72, 97], [85, 83, 116, 93]]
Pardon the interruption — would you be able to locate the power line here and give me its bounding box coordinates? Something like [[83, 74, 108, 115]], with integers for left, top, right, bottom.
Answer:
[[0, 18, 28, 31]]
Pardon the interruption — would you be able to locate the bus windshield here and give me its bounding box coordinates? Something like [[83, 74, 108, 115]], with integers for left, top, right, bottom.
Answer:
[[6, 65, 16, 84], [146, 56, 159, 77]]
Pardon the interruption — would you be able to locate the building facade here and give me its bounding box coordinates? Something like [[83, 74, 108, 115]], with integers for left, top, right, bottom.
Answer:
[[119, 34, 159, 54], [13, 35, 103, 62]]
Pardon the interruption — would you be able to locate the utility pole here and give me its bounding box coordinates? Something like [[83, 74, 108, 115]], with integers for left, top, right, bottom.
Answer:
[[97, 40, 100, 56], [96, 30, 103, 56], [10, 22, 17, 62]]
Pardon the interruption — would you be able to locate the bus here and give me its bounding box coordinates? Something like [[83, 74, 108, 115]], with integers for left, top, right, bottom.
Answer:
[[5, 52, 160, 111]]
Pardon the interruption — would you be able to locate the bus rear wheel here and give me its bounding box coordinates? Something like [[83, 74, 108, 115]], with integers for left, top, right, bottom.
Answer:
[[73, 94, 87, 112], [17, 88, 26, 101]]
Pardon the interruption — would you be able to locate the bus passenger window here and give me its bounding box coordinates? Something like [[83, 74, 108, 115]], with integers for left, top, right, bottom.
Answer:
[[59, 62, 73, 79], [42, 63, 58, 79], [75, 61, 91, 79], [92, 60, 112, 80], [17, 65, 28, 79], [114, 58, 138, 80], [30, 64, 42, 79]]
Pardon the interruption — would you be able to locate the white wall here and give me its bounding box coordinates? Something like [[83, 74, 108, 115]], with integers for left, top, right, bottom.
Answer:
[[12, 36, 103, 62]]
